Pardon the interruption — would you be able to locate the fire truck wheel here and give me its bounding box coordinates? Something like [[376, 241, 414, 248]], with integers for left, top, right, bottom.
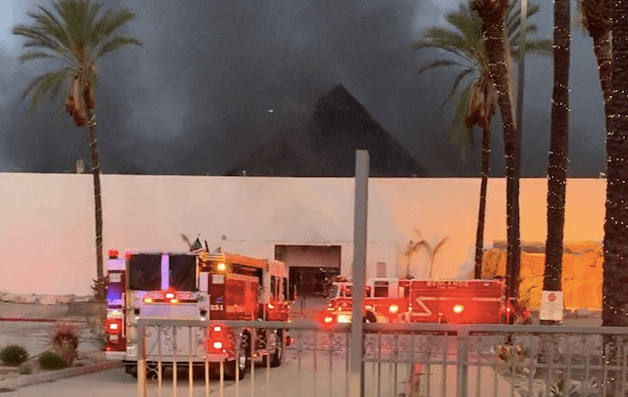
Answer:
[[263, 331, 283, 368], [125, 364, 138, 378], [363, 311, 377, 323], [226, 337, 250, 380]]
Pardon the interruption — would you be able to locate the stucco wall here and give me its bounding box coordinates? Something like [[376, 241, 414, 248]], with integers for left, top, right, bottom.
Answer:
[[0, 173, 606, 296]]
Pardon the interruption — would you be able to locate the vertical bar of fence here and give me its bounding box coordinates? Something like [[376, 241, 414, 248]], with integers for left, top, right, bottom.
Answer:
[[426, 335, 431, 397], [602, 340, 607, 397], [250, 330, 255, 397], [328, 330, 333, 397], [441, 336, 447, 397], [220, 359, 225, 397], [545, 336, 554, 397], [510, 333, 515, 397], [189, 327, 193, 397], [173, 327, 178, 397], [527, 334, 534, 397], [235, 332, 240, 397], [621, 336, 626, 396], [564, 336, 571, 397], [138, 322, 146, 397], [393, 334, 399, 397], [584, 338, 590, 397], [346, 331, 351, 397], [313, 329, 317, 397], [205, 351, 210, 397], [266, 335, 271, 397], [298, 328, 302, 397], [349, 149, 368, 397], [158, 325, 163, 397], [456, 329, 468, 397], [377, 332, 382, 397], [492, 336, 497, 397]]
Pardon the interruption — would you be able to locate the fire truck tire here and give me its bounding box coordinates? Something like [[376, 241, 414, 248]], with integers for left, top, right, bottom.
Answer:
[[226, 337, 250, 380], [125, 364, 138, 378], [363, 311, 377, 323], [263, 331, 283, 368]]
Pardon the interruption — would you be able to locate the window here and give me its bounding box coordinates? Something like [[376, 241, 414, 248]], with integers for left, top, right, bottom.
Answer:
[[373, 281, 389, 298], [271, 276, 277, 299], [376, 262, 387, 278], [128, 254, 161, 291]]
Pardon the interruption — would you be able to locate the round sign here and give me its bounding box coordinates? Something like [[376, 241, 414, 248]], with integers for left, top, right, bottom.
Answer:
[[548, 293, 556, 302]]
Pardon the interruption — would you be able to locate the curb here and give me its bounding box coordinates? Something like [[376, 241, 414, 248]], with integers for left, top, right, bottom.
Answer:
[[0, 317, 87, 323], [0, 360, 122, 391]]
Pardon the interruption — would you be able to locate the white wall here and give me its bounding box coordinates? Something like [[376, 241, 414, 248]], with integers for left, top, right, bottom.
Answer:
[[0, 173, 606, 295]]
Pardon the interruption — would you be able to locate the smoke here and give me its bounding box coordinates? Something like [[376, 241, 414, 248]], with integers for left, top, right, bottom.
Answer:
[[0, 0, 608, 176]]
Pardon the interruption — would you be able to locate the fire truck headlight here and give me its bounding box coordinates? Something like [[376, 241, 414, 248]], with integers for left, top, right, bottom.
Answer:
[[213, 325, 222, 332], [268, 303, 274, 309], [213, 341, 223, 350], [109, 323, 119, 330], [453, 304, 464, 314], [389, 304, 399, 314], [143, 298, 153, 303], [323, 316, 334, 324], [217, 262, 226, 272], [337, 314, 351, 323], [165, 292, 175, 299]]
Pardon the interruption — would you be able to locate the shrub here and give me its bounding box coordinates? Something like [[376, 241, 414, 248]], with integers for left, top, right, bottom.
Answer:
[[0, 345, 28, 366], [49, 322, 79, 367], [38, 352, 66, 370], [19, 365, 32, 374]]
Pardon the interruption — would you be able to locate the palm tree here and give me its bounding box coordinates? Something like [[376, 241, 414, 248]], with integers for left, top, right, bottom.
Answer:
[[415, 1, 550, 280], [604, 0, 628, 329], [13, 0, 140, 302], [541, 0, 570, 325], [404, 228, 449, 279], [470, 0, 519, 304], [579, 0, 612, 108]]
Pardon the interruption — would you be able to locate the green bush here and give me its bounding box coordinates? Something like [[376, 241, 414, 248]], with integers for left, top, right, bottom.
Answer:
[[19, 365, 32, 374], [38, 352, 66, 370], [0, 345, 29, 366]]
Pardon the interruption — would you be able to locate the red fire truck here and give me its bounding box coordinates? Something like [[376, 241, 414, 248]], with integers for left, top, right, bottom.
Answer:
[[320, 277, 528, 325], [104, 248, 292, 379]]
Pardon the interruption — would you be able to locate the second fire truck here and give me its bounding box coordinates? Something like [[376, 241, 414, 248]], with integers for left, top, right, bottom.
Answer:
[[103, 248, 292, 379], [320, 277, 529, 325]]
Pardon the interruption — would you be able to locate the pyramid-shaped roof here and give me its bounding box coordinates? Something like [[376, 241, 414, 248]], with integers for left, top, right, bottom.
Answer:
[[226, 85, 426, 176]]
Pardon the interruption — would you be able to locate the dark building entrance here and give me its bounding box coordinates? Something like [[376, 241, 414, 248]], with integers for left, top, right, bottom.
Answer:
[[275, 245, 341, 298]]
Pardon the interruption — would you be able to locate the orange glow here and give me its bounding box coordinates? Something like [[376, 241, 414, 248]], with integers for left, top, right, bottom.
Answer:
[[453, 304, 464, 314]]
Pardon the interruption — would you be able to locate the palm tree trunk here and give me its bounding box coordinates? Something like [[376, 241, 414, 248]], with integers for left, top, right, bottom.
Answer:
[[603, 1, 628, 392], [472, 0, 520, 306], [604, 0, 628, 329], [87, 110, 105, 303], [474, 125, 490, 278], [542, 0, 569, 324]]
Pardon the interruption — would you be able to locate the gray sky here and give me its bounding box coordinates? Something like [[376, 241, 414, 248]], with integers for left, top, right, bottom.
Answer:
[[0, 0, 607, 176]]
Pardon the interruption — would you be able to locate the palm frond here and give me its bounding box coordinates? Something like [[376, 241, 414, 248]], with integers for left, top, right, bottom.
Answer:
[[432, 236, 449, 258], [91, 9, 136, 46], [18, 51, 58, 63], [27, 8, 71, 49], [414, 26, 471, 55], [447, 83, 475, 160], [12, 26, 69, 56], [439, 68, 476, 112], [96, 36, 141, 58], [22, 68, 71, 113], [418, 59, 469, 75]]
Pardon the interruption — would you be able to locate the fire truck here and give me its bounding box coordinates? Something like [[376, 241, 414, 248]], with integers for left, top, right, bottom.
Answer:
[[104, 248, 291, 379], [320, 277, 528, 325]]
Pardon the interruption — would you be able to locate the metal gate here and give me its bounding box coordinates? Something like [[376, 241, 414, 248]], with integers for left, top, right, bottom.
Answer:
[[135, 319, 628, 397]]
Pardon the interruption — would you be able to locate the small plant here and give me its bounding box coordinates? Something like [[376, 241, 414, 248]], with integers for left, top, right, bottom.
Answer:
[[0, 345, 29, 366], [50, 322, 79, 367], [38, 352, 67, 370], [19, 365, 32, 374]]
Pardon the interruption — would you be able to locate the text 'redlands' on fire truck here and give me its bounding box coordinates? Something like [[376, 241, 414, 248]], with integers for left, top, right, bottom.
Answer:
[[319, 277, 529, 325], [104, 248, 291, 379]]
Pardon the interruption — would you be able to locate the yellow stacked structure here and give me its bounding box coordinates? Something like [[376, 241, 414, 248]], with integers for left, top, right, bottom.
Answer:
[[481, 242, 603, 309]]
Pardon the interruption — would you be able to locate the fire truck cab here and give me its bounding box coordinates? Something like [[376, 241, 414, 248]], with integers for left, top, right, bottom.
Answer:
[[322, 277, 411, 324], [104, 249, 291, 380]]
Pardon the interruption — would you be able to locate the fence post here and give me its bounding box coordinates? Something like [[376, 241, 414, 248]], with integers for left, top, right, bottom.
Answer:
[[456, 329, 468, 397], [349, 150, 369, 397], [137, 320, 146, 397]]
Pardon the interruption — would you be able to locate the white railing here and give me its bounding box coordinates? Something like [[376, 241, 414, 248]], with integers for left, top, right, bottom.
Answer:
[[134, 319, 628, 397]]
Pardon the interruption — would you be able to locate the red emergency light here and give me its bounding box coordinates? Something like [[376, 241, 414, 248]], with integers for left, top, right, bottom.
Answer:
[[108, 249, 119, 259]]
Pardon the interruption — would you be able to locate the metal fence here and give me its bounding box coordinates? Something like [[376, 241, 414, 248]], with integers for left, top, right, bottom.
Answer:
[[134, 319, 628, 397]]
